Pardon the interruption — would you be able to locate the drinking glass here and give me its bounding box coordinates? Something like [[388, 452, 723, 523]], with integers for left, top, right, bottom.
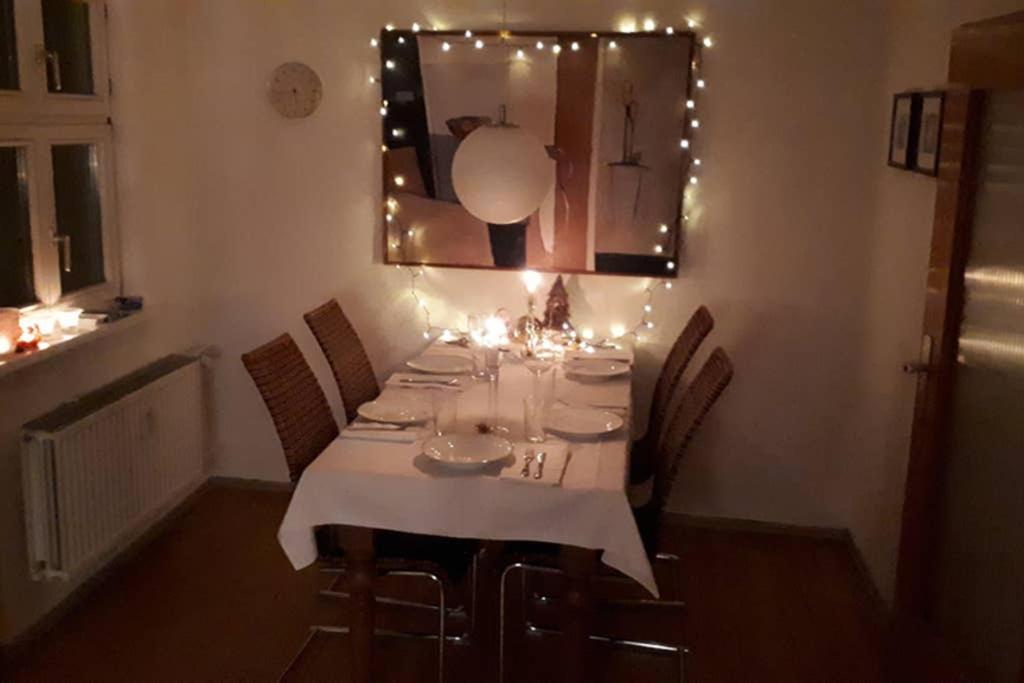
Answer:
[[523, 396, 546, 443], [431, 391, 458, 435]]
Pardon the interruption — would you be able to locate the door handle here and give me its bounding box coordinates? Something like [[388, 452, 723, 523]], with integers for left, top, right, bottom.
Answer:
[[903, 362, 932, 374]]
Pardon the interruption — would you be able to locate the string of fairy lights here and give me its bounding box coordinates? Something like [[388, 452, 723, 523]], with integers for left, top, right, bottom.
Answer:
[[373, 16, 713, 343]]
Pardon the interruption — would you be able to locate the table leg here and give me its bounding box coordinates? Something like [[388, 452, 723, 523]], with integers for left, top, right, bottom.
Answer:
[[474, 540, 505, 680], [341, 526, 376, 683], [560, 546, 599, 683]]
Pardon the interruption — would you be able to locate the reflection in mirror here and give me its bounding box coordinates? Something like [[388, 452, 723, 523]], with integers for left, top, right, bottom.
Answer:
[[381, 31, 697, 276]]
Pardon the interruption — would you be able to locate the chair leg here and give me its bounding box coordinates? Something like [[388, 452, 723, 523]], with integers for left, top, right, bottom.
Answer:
[[500, 562, 689, 683], [525, 623, 689, 683], [316, 568, 448, 683]]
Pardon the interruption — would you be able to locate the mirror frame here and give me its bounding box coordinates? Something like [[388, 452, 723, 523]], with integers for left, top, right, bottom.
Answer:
[[379, 28, 702, 278]]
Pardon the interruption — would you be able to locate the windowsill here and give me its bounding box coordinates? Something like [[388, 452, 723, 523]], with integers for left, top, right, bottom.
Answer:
[[0, 311, 147, 381]]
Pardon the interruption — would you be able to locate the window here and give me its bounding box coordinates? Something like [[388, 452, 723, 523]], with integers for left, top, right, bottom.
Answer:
[[0, 1, 115, 310]]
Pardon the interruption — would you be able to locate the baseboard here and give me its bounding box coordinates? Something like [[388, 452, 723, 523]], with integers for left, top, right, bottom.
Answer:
[[841, 530, 890, 623], [664, 513, 848, 539], [667, 513, 890, 624], [208, 475, 294, 492], [0, 477, 210, 657]]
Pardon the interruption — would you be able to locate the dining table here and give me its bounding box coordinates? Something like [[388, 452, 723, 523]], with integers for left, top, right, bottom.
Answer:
[[277, 341, 657, 682]]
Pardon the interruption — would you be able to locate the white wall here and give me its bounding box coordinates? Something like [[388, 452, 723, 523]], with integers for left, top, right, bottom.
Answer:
[[6, 0, 1020, 641]]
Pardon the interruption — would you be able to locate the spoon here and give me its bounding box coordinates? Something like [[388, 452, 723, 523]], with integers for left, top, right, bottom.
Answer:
[[520, 449, 535, 478]]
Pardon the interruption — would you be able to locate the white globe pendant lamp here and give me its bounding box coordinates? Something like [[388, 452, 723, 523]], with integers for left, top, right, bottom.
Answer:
[[452, 111, 554, 225]]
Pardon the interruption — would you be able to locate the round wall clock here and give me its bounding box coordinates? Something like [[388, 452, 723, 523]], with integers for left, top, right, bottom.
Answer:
[[267, 62, 323, 119]]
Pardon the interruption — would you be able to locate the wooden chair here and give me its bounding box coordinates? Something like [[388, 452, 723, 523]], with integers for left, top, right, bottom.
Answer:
[[242, 333, 460, 682], [498, 348, 734, 683], [631, 306, 714, 484], [303, 300, 381, 424]]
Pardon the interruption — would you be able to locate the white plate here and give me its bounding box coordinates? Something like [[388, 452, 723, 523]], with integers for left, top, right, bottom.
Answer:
[[423, 433, 513, 469], [406, 355, 475, 375], [563, 359, 631, 379], [357, 399, 431, 425], [545, 407, 624, 436]]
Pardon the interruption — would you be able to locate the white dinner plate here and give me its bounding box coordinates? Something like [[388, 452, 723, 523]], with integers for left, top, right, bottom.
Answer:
[[562, 359, 631, 379], [545, 407, 624, 437], [406, 355, 475, 375], [357, 399, 432, 425], [422, 433, 513, 470]]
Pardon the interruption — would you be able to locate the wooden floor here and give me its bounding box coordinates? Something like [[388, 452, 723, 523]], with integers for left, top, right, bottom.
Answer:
[[1, 485, 885, 682]]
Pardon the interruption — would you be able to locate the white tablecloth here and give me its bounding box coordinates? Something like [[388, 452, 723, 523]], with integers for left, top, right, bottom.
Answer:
[[277, 353, 657, 597]]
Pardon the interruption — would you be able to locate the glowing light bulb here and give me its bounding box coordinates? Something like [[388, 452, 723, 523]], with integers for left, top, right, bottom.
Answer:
[[687, 19, 697, 28], [392, 128, 404, 138], [465, 30, 473, 38], [690, 176, 699, 185], [379, 106, 387, 116], [474, 39, 484, 49], [442, 41, 451, 51], [694, 158, 702, 166], [680, 139, 690, 149], [686, 99, 695, 109], [522, 270, 543, 294], [423, 331, 431, 339], [384, 23, 395, 31], [608, 40, 618, 49], [516, 49, 525, 59], [611, 323, 627, 338], [643, 18, 656, 31], [654, 245, 664, 254], [381, 144, 388, 152], [552, 44, 562, 54], [407, 228, 414, 237], [703, 36, 713, 48], [571, 41, 580, 51], [536, 41, 544, 49], [667, 261, 676, 271], [645, 321, 655, 329], [411, 22, 421, 32], [370, 38, 379, 47], [397, 36, 406, 44], [665, 281, 673, 289], [394, 175, 406, 187], [387, 197, 398, 210], [590, 32, 598, 38], [691, 119, 700, 128], [385, 59, 396, 70], [659, 224, 669, 234], [665, 27, 674, 35], [697, 78, 706, 88], [644, 304, 653, 313], [581, 328, 595, 340]]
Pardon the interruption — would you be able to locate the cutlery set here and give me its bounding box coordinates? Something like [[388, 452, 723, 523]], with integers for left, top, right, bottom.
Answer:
[[520, 448, 547, 479]]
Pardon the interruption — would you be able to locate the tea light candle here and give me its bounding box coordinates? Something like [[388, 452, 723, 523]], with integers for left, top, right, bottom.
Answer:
[[56, 307, 83, 332], [0, 308, 19, 354], [25, 311, 57, 338]]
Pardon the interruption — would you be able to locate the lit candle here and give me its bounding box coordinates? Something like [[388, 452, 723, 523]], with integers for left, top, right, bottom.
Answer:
[[521, 270, 542, 295]]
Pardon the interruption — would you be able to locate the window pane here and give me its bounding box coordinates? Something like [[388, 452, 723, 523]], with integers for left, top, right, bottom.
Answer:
[[41, 0, 93, 95], [0, 146, 36, 307], [0, 0, 17, 90], [52, 144, 104, 293]]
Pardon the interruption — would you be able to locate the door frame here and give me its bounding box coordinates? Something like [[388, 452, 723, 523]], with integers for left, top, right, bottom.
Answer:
[[893, 9, 1024, 680]]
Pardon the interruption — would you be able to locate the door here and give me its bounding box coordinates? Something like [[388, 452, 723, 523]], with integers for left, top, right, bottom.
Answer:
[[893, 11, 1024, 683]]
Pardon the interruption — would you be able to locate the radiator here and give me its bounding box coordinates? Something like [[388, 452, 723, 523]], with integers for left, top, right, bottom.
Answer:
[[21, 355, 205, 580]]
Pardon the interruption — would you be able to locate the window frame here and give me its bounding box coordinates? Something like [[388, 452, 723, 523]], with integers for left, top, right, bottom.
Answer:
[[0, 0, 117, 313]]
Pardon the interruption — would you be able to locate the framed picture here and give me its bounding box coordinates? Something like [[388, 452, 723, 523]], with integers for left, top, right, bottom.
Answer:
[[888, 92, 918, 169], [913, 91, 944, 176]]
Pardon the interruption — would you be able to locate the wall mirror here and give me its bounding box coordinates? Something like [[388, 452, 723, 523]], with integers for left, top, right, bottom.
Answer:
[[380, 30, 699, 277]]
